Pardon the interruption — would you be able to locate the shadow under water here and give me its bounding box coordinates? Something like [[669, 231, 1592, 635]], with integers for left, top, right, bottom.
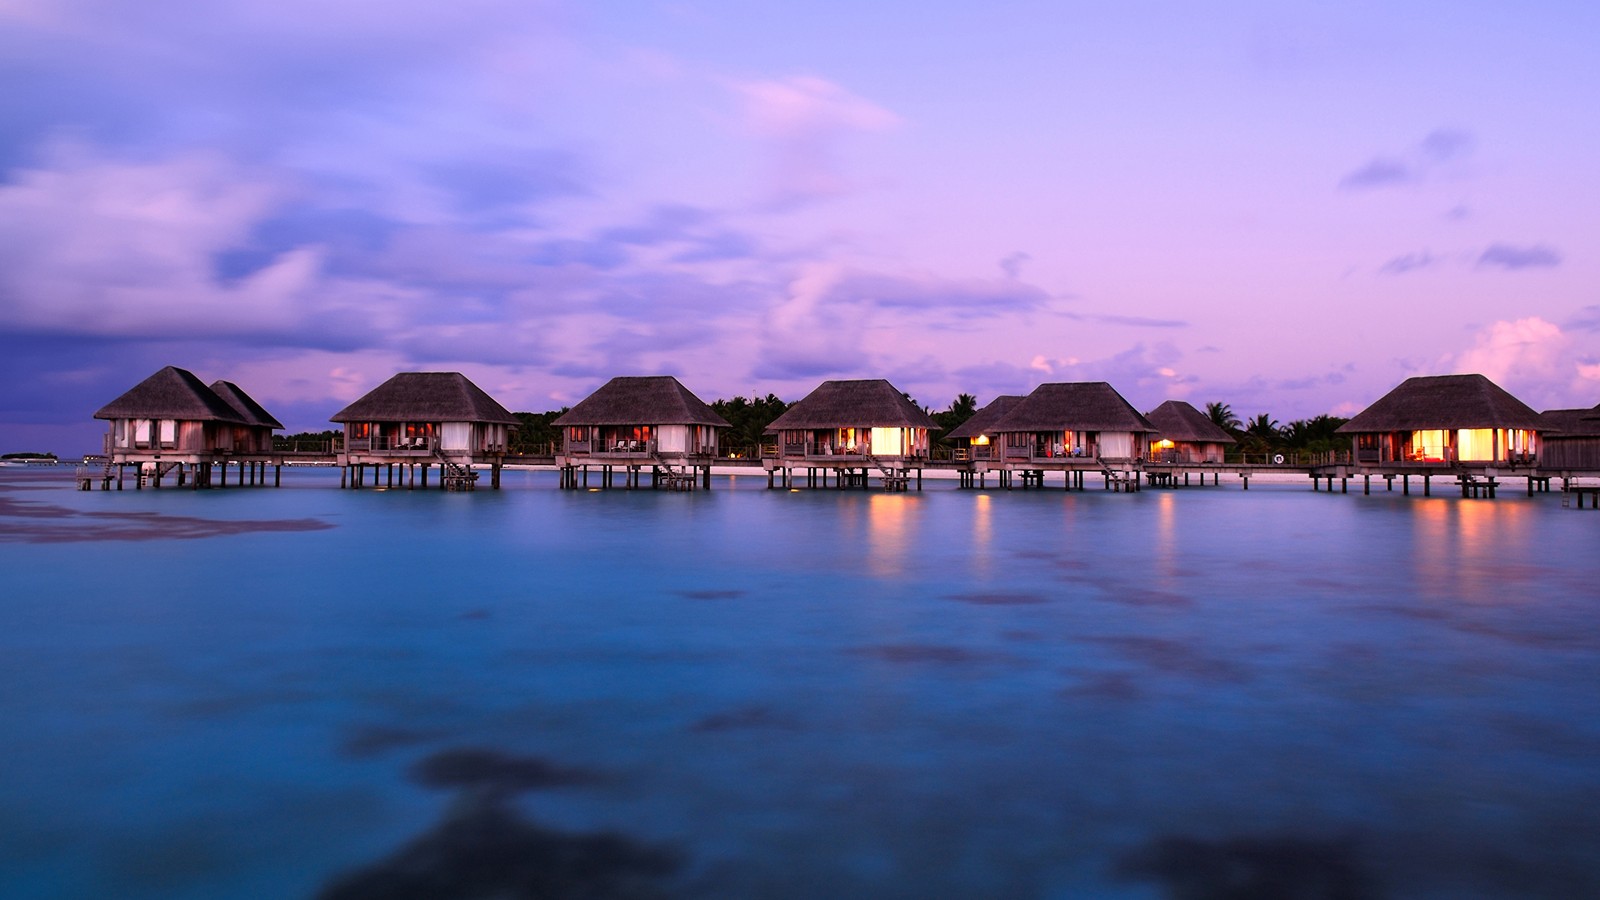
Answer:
[[318, 748, 681, 900]]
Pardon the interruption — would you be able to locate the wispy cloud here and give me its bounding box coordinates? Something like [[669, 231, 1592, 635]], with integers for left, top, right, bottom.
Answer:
[[733, 75, 900, 209], [1377, 251, 1439, 276], [1566, 306, 1600, 334], [1339, 158, 1414, 190], [1339, 128, 1475, 191], [1477, 243, 1562, 270], [999, 252, 1031, 280]]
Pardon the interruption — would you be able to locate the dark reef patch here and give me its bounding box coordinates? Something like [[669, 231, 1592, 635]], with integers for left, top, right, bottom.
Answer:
[[315, 796, 682, 900], [1061, 673, 1144, 702], [1084, 636, 1251, 683], [340, 725, 448, 759], [690, 705, 797, 733], [1099, 589, 1193, 609], [1117, 833, 1380, 900], [675, 589, 747, 600], [946, 591, 1048, 606], [409, 748, 605, 795], [850, 644, 1010, 665], [0, 496, 333, 543], [1347, 603, 1452, 622], [1450, 619, 1597, 652]]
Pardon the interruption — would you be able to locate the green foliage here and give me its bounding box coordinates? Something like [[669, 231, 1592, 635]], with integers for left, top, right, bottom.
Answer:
[[1239, 413, 1282, 454], [274, 430, 343, 450], [930, 393, 979, 442], [711, 394, 790, 454], [1205, 401, 1242, 434], [1280, 414, 1349, 453], [1, 451, 57, 460], [508, 410, 567, 455]]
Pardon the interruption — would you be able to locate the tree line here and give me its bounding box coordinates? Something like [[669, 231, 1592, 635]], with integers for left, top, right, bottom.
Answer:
[[1203, 402, 1349, 456]]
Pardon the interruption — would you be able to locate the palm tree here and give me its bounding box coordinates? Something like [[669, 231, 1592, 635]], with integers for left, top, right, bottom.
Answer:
[[949, 393, 978, 421], [1240, 413, 1281, 456], [1205, 401, 1241, 433]]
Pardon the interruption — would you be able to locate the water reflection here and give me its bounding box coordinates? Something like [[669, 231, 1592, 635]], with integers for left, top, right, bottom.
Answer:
[[1410, 498, 1535, 605], [971, 493, 993, 576], [1153, 491, 1178, 585], [866, 493, 912, 578]]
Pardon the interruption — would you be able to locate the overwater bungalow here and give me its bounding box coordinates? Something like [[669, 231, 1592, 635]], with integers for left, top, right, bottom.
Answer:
[[90, 366, 281, 489], [762, 379, 936, 489], [984, 382, 1155, 490], [210, 380, 284, 454], [944, 395, 1025, 462], [1537, 404, 1600, 472], [1144, 400, 1235, 464], [1334, 374, 1540, 467], [553, 375, 730, 490], [330, 372, 518, 490]]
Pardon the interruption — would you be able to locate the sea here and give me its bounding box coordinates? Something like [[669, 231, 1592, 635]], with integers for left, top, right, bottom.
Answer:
[[1, 466, 1596, 899]]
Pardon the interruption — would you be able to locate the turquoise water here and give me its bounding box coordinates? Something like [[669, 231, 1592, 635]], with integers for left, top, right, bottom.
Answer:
[[1, 468, 1597, 898]]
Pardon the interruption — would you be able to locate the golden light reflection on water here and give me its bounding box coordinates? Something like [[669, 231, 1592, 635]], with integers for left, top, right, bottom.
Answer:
[[1411, 497, 1533, 604], [971, 493, 992, 576], [1153, 491, 1179, 584], [866, 493, 912, 578]]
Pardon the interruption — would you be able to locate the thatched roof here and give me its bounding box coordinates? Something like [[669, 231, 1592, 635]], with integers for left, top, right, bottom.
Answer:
[[1145, 400, 1236, 445], [330, 372, 519, 425], [945, 395, 1025, 440], [764, 379, 937, 432], [94, 366, 247, 423], [1335, 374, 1543, 433], [988, 382, 1156, 433], [210, 380, 284, 430], [553, 376, 729, 428], [1539, 405, 1600, 437]]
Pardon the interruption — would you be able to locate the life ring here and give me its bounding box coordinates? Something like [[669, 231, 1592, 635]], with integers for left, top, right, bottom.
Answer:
[[1272, 454, 1285, 465]]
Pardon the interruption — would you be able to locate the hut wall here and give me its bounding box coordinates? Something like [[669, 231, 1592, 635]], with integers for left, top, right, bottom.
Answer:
[[1543, 438, 1600, 469]]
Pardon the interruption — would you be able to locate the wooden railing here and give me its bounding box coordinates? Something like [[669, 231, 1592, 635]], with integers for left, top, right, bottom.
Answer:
[[771, 441, 926, 460], [346, 436, 438, 452]]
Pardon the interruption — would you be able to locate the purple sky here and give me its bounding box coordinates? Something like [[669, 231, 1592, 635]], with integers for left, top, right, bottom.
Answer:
[[3, 1, 1598, 453]]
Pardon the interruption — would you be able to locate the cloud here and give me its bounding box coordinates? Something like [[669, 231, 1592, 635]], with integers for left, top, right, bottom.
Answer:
[[966, 343, 1193, 406], [1419, 128, 1475, 161], [1476, 243, 1562, 270], [1377, 251, 1439, 276], [1339, 128, 1475, 191], [1446, 317, 1596, 408], [999, 252, 1031, 280], [1339, 157, 1414, 190], [733, 75, 900, 208], [423, 151, 590, 215], [836, 272, 1050, 318], [1566, 306, 1600, 334], [1067, 313, 1189, 328], [737, 75, 899, 140], [0, 146, 309, 337], [753, 264, 863, 380]]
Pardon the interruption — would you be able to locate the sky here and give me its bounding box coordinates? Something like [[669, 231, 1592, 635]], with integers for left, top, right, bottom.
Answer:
[[3, 1, 1599, 453]]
